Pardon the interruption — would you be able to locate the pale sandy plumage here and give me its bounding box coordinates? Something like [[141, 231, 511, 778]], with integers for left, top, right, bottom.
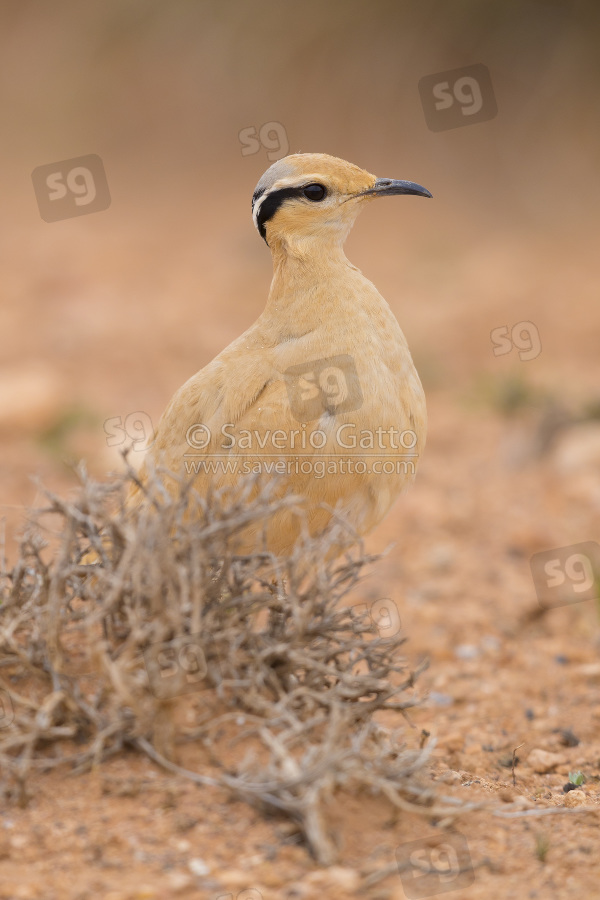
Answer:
[[131, 153, 431, 555]]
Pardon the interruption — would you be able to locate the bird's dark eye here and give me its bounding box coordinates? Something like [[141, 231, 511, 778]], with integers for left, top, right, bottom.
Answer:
[[303, 183, 327, 202]]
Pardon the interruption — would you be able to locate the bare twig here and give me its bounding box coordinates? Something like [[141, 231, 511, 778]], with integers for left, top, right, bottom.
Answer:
[[0, 466, 439, 861]]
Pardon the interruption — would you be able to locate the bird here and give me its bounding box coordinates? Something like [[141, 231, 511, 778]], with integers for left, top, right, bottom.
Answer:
[[130, 153, 431, 557]]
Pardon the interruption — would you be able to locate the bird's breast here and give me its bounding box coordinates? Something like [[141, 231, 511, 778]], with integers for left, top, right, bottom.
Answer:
[[267, 304, 427, 538]]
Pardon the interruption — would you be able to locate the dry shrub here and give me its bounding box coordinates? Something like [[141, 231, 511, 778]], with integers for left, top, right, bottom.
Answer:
[[0, 461, 451, 864]]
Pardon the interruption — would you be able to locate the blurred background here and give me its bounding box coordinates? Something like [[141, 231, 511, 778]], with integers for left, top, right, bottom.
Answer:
[[1, 0, 599, 546], [2, 8, 600, 889]]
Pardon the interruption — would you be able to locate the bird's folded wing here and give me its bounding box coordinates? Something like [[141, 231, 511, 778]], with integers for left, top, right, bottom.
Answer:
[[137, 351, 326, 497]]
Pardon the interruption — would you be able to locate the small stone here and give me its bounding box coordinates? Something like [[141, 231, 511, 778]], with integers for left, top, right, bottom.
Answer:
[[564, 789, 586, 808], [0, 365, 64, 432], [527, 748, 564, 774], [553, 423, 600, 471], [188, 858, 210, 877], [166, 872, 192, 893], [556, 728, 580, 747], [284, 884, 311, 899], [511, 795, 534, 809], [427, 691, 454, 707], [215, 869, 252, 889], [428, 544, 455, 572], [9, 834, 28, 850], [13, 887, 43, 900], [327, 867, 360, 890], [174, 813, 199, 833], [576, 663, 600, 679], [499, 789, 515, 802], [306, 867, 360, 891], [454, 644, 480, 660], [435, 770, 462, 784]]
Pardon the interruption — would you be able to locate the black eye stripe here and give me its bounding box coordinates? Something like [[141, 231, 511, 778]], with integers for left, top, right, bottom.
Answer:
[[255, 186, 304, 241], [254, 183, 328, 242]]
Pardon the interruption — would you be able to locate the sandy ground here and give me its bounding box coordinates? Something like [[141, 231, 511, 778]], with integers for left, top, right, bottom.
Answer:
[[0, 184, 599, 899]]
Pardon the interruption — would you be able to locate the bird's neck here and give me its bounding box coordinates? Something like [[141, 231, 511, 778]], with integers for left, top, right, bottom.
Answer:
[[265, 239, 359, 315]]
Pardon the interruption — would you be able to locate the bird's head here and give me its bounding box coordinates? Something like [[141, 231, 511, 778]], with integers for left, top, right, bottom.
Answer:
[[252, 152, 432, 254]]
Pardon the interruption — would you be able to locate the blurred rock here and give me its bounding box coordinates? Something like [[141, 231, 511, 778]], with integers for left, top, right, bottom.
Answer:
[[527, 749, 565, 773], [563, 789, 586, 808], [213, 869, 250, 888], [427, 543, 455, 572], [188, 858, 210, 876], [575, 663, 600, 679], [427, 691, 454, 707], [306, 867, 360, 891], [454, 643, 480, 660], [435, 770, 462, 784], [9, 834, 28, 850], [552, 423, 600, 472], [12, 887, 45, 900], [165, 872, 192, 893], [0, 364, 64, 433]]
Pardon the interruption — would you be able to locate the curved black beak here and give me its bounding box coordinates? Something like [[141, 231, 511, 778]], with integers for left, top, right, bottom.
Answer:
[[359, 178, 432, 199]]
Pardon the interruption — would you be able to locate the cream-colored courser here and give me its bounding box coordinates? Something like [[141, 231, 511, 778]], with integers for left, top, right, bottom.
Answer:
[[132, 153, 431, 555]]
